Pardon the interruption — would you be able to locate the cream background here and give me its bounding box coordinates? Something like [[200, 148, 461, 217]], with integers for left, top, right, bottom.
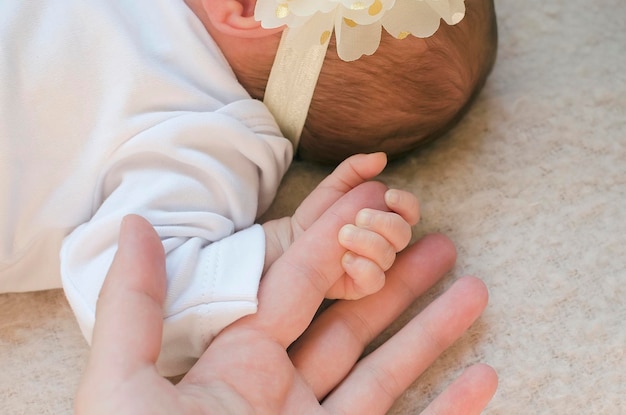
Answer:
[[1, 0, 624, 413]]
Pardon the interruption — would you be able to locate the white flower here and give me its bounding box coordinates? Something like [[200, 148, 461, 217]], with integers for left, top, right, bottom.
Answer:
[[254, 0, 466, 61]]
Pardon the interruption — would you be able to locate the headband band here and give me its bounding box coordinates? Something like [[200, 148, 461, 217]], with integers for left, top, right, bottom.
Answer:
[[255, 0, 467, 148]]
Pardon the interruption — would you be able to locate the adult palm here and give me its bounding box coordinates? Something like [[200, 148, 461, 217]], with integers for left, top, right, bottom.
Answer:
[[76, 207, 496, 414]]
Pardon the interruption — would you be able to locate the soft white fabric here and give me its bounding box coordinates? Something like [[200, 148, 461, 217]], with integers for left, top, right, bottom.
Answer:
[[0, 0, 292, 375]]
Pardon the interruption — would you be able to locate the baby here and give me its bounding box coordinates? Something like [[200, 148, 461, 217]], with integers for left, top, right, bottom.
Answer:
[[205, 0, 498, 162], [0, 0, 497, 375]]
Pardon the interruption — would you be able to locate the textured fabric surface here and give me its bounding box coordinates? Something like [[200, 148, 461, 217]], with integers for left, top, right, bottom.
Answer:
[[1, 0, 624, 413]]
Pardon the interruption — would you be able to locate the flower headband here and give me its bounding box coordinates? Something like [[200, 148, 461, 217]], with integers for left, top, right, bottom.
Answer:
[[254, 0, 467, 148]]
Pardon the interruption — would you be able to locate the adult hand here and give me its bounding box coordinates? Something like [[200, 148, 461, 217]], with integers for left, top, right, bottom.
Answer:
[[76, 214, 497, 414]]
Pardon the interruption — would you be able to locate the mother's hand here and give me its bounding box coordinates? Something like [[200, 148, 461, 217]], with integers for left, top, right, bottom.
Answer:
[[75, 214, 497, 414]]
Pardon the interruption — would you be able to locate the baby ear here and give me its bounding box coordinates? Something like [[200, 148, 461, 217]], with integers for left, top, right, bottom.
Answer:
[[202, 0, 280, 38]]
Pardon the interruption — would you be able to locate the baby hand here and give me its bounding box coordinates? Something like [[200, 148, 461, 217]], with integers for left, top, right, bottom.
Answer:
[[328, 188, 420, 300]]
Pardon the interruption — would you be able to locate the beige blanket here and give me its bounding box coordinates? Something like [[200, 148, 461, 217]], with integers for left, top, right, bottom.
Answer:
[[1, 0, 624, 413]]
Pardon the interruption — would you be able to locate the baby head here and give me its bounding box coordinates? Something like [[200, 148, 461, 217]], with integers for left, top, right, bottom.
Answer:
[[192, 0, 497, 163]]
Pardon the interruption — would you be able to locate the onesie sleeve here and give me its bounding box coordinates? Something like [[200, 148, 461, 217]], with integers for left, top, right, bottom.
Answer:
[[60, 104, 292, 376]]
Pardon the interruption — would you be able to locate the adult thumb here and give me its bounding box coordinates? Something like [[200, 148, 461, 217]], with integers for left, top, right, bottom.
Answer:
[[88, 215, 167, 375]]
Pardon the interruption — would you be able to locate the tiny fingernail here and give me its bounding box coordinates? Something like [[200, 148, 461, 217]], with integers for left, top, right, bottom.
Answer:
[[342, 251, 356, 265], [386, 189, 400, 205], [356, 209, 373, 227], [339, 224, 357, 242]]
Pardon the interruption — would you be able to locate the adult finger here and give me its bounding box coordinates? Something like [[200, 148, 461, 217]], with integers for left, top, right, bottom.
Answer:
[[322, 276, 490, 414], [87, 215, 167, 377], [290, 233, 457, 398], [421, 364, 498, 415], [292, 152, 388, 230]]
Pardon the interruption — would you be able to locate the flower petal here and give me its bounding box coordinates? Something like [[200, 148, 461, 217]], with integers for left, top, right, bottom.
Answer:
[[446, 0, 466, 25], [254, 1, 294, 28], [340, 0, 395, 25], [289, 0, 338, 17], [381, 0, 441, 39], [424, 0, 466, 26], [335, 19, 382, 61], [284, 10, 337, 49], [338, 0, 376, 11]]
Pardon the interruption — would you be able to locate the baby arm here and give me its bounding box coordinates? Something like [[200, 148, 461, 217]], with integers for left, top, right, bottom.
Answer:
[[262, 153, 420, 300], [61, 110, 293, 377]]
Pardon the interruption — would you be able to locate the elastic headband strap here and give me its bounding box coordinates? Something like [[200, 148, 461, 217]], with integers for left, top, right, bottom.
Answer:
[[263, 26, 332, 148]]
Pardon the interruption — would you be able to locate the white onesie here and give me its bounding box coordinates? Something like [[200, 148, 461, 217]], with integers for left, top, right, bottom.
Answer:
[[0, 0, 292, 375]]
